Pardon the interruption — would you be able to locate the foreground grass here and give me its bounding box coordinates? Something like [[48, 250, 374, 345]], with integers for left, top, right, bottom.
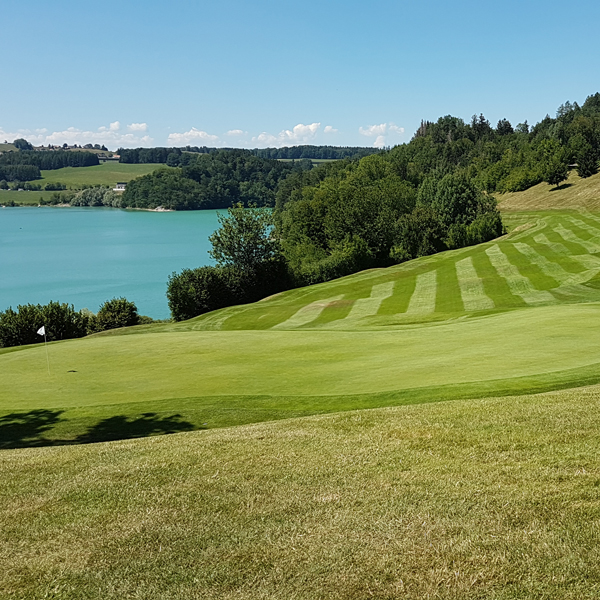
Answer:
[[2, 386, 600, 599]]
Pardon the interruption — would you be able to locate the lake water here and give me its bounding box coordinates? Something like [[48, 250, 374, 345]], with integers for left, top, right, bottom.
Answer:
[[0, 207, 221, 319]]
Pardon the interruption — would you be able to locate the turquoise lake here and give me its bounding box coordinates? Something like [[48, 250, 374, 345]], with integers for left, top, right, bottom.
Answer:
[[0, 207, 220, 319]]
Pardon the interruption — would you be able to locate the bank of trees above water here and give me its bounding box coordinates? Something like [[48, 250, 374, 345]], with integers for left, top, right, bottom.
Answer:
[[117, 145, 380, 165], [120, 150, 304, 210]]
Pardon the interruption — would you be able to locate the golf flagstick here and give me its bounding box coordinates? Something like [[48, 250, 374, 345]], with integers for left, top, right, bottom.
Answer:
[[37, 326, 50, 375]]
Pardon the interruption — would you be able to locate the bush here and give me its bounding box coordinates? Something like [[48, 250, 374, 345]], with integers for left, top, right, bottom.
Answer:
[[167, 261, 291, 321], [167, 266, 239, 321], [90, 298, 139, 332], [0, 302, 88, 348]]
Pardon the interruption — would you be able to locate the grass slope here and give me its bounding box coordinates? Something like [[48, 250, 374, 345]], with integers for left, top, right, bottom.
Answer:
[[37, 162, 162, 189], [0, 163, 163, 205], [498, 170, 600, 211], [3, 387, 600, 599]]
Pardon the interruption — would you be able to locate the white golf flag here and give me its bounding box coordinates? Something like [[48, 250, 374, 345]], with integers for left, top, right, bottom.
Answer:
[[37, 326, 45, 336]]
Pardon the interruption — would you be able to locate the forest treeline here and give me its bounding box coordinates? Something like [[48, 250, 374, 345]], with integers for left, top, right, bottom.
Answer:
[[166, 93, 600, 319], [0, 150, 99, 181], [120, 150, 307, 210], [117, 145, 380, 165]]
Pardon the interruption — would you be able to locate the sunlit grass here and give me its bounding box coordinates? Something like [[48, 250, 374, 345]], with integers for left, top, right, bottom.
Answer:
[[3, 386, 600, 598]]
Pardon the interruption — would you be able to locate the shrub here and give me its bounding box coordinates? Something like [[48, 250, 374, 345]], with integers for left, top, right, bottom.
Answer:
[[90, 298, 139, 332], [0, 302, 88, 348]]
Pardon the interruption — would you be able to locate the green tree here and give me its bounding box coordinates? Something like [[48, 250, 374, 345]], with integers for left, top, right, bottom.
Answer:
[[13, 138, 33, 150], [92, 298, 139, 332], [544, 155, 569, 188], [209, 203, 280, 273]]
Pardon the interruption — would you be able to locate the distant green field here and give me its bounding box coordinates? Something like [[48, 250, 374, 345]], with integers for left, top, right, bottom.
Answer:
[[0, 163, 164, 205], [36, 162, 163, 189], [0, 190, 58, 205]]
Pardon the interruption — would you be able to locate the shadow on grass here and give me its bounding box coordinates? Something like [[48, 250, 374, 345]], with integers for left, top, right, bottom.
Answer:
[[0, 410, 198, 449], [0, 409, 65, 449], [551, 183, 573, 191], [76, 413, 197, 444]]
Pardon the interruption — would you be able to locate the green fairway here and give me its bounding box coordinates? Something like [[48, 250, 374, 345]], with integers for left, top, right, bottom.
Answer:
[[4, 181, 600, 598], [3, 386, 600, 599], [188, 208, 600, 331]]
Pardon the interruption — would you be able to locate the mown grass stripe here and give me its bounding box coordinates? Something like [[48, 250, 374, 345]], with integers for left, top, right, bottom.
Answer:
[[533, 232, 576, 258], [471, 251, 525, 308], [455, 256, 494, 311], [485, 245, 555, 304], [502, 243, 559, 290], [405, 270, 437, 314], [579, 210, 600, 228], [271, 295, 344, 329], [553, 224, 597, 254], [514, 242, 599, 287], [435, 261, 464, 313], [378, 277, 416, 315], [564, 218, 600, 247], [558, 220, 600, 253], [347, 281, 395, 319]]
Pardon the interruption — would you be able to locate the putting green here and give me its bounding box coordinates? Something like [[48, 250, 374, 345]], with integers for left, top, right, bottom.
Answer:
[[3, 303, 600, 411]]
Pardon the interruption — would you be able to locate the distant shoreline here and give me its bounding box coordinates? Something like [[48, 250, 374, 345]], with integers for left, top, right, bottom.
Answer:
[[1, 203, 175, 212]]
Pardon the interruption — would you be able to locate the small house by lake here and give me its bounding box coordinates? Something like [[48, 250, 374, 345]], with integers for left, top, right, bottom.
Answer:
[[113, 182, 127, 192]]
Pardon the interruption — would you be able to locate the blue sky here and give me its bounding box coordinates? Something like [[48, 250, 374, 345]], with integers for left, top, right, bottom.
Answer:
[[2, 0, 599, 150]]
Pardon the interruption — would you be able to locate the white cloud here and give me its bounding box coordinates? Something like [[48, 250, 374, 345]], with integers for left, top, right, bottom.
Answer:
[[359, 123, 387, 137], [0, 122, 153, 149], [373, 135, 387, 148], [226, 129, 246, 136], [251, 122, 321, 147], [167, 127, 220, 146], [359, 122, 405, 147], [324, 125, 338, 134], [127, 122, 148, 132]]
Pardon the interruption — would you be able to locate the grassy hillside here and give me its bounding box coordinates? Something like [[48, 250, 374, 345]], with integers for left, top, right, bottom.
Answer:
[[498, 170, 600, 211], [36, 162, 162, 189], [3, 386, 600, 599]]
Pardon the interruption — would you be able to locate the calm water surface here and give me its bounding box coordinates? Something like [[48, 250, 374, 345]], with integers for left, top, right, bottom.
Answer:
[[0, 207, 220, 319]]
